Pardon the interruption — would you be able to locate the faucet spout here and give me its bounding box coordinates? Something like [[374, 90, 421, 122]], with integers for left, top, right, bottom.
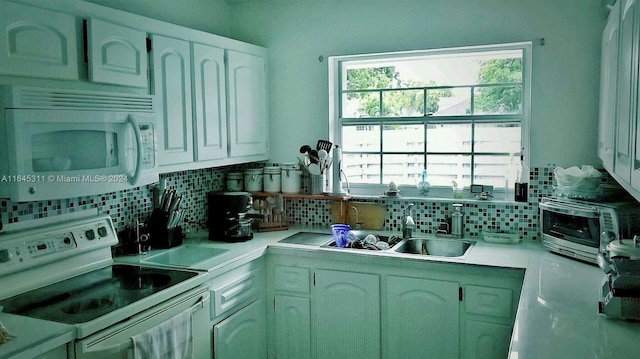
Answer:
[[402, 203, 415, 239], [351, 206, 362, 230]]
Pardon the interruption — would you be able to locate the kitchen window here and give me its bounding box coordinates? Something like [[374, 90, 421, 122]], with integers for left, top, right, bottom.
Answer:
[[328, 42, 531, 197]]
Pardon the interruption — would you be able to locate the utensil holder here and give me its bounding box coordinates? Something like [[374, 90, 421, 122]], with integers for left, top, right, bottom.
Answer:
[[310, 174, 325, 194]]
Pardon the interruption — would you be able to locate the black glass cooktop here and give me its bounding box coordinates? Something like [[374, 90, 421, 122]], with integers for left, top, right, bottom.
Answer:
[[0, 264, 197, 324]]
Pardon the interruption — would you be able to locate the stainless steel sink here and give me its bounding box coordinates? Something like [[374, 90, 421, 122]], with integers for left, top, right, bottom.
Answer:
[[394, 238, 475, 258]]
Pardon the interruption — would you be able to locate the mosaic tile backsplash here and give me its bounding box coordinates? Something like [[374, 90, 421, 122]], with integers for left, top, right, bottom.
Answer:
[[1, 166, 557, 241]]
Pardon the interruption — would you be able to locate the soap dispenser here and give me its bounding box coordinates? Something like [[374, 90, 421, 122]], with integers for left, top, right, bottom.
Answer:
[[451, 203, 464, 238]]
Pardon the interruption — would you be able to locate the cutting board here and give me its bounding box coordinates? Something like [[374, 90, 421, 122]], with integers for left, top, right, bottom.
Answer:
[[330, 202, 386, 230]]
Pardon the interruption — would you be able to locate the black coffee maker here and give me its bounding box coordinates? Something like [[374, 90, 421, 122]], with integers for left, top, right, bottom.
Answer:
[[208, 191, 253, 242]]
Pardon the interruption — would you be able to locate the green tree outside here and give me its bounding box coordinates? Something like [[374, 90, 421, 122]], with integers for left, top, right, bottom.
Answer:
[[473, 58, 522, 113]]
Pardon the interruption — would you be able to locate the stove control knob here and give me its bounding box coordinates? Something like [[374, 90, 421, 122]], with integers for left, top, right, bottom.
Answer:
[[97, 226, 108, 237], [0, 248, 13, 263], [85, 229, 96, 240]]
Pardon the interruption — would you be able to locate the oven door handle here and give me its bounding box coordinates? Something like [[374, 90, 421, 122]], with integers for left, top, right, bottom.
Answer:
[[191, 293, 209, 313], [539, 201, 599, 218]]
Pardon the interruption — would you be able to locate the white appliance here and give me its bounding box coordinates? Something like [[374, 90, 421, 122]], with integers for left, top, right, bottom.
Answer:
[[0, 213, 210, 358], [0, 86, 159, 201], [539, 196, 640, 264]]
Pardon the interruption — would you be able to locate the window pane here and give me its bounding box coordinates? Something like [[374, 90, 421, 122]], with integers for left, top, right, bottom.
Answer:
[[430, 87, 472, 116], [343, 153, 380, 184], [426, 154, 471, 187], [474, 122, 521, 154], [473, 85, 522, 114], [342, 92, 380, 118], [381, 89, 424, 117], [476, 55, 522, 84], [342, 125, 380, 152], [383, 124, 424, 152], [382, 154, 424, 185], [473, 155, 511, 188], [427, 123, 472, 153]]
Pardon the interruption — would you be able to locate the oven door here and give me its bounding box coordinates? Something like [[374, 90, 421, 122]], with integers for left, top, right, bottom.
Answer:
[[540, 200, 601, 262], [73, 286, 210, 359]]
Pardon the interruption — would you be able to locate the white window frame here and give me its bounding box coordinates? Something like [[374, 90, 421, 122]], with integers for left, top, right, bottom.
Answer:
[[328, 42, 532, 199]]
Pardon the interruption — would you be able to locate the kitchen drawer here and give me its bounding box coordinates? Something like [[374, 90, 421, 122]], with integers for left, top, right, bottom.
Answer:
[[209, 259, 265, 322], [274, 265, 310, 294], [464, 285, 513, 319]]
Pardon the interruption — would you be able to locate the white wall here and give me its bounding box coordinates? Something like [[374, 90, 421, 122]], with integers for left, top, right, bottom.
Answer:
[[228, 0, 607, 168]]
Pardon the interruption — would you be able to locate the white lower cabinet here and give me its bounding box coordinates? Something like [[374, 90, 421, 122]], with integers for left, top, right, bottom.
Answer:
[[463, 320, 513, 359], [461, 284, 517, 359], [315, 270, 380, 359], [267, 252, 523, 359], [274, 295, 311, 359], [209, 258, 266, 359], [213, 298, 267, 359], [386, 276, 460, 359]]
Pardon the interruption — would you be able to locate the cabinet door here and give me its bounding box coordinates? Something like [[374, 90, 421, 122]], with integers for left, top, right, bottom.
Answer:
[[214, 298, 267, 359], [462, 320, 512, 359], [226, 50, 269, 158], [614, 0, 637, 182], [151, 35, 194, 166], [86, 18, 148, 88], [599, 0, 620, 171], [315, 270, 380, 359], [0, 1, 78, 80], [275, 295, 311, 359], [386, 276, 460, 359], [192, 43, 228, 161]]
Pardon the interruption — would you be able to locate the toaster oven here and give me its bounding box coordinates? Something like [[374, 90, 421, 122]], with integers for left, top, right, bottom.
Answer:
[[539, 197, 640, 264]]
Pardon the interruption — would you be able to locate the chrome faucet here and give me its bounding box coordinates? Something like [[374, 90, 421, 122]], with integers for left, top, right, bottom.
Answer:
[[351, 206, 362, 230], [402, 203, 415, 239]]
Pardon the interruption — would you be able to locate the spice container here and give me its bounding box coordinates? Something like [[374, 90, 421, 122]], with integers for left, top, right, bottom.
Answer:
[[244, 168, 264, 192], [281, 163, 302, 194], [263, 165, 282, 193]]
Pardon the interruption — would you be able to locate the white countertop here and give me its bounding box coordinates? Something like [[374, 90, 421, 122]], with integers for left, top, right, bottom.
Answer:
[[150, 227, 639, 359], [0, 313, 74, 359], [5, 227, 640, 358]]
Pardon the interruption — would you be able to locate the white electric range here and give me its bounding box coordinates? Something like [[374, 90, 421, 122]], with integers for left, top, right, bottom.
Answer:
[[0, 212, 210, 358]]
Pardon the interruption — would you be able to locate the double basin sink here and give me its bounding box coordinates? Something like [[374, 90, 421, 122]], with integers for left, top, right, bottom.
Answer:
[[279, 231, 475, 258]]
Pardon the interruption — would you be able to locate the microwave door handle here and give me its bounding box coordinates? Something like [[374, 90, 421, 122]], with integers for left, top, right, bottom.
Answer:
[[127, 114, 143, 186], [539, 201, 599, 218]]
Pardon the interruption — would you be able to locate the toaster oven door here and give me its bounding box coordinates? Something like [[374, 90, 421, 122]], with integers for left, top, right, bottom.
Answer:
[[540, 201, 601, 249]]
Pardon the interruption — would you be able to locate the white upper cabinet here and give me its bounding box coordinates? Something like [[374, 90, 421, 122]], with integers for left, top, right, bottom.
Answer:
[[151, 35, 194, 166], [192, 43, 228, 162], [0, 1, 79, 80], [598, 0, 620, 171], [86, 18, 148, 88], [227, 50, 269, 158], [614, 0, 637, 182]]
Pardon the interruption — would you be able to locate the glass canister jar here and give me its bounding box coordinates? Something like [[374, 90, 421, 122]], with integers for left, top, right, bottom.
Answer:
[[226, 171, 244, 191], [263, 165, 282, 193], [281, 163, 302, 194], [244, 168, 264, 192]]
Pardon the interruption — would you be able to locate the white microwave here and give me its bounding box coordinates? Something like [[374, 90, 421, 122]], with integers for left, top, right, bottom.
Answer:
[[0, 86, 159, 201]]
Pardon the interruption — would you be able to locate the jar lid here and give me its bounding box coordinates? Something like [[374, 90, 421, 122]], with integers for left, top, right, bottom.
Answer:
[[244, 168, 264, 174], [264, 166, 281, 173], [281, 162, 301, 170], [227, 172, 243, 178]]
